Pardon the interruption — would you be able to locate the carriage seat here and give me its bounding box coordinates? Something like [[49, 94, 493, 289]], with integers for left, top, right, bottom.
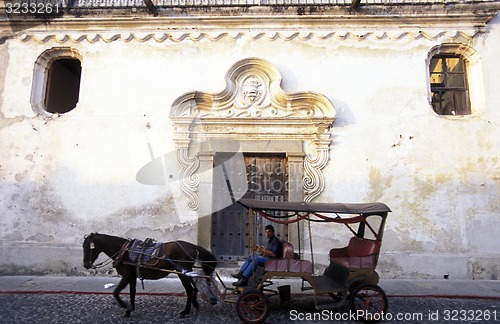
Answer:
[[264, 241, 313, 273], [329, 237, 378, 270]]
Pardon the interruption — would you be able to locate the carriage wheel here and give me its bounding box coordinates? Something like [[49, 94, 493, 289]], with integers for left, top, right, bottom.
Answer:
[[236, 289, 270, 324], [349, 284, 388, 323]]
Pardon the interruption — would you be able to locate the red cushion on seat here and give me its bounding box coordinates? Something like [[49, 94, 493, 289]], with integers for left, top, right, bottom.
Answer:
[[264, 241, 313, 273], [264, 259, 313, 273], [347, 237, 377, 257], [329, 237, 379, 270]]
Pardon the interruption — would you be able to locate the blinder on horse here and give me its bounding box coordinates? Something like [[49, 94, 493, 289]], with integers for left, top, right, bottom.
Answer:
[[82, 234, 95, 269], [83, 233, 104, 269]]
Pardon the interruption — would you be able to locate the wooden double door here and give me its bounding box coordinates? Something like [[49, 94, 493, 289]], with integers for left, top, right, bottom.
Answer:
[[211, 153, 288, 260]]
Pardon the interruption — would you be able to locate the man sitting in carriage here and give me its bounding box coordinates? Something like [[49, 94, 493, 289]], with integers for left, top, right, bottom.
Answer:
[[232, 224, 282, 287]]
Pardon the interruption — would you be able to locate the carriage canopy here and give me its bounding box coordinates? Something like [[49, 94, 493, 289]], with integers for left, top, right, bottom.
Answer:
[[237, 198, 391, 221], [237, 198, 391, 241]]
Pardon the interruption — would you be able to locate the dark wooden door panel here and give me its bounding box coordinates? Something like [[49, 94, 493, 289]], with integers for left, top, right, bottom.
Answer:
[[211, 153, 288, 260]]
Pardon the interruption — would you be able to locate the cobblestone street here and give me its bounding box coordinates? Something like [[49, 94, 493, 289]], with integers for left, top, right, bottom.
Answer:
[[1, 292, 499, 323]]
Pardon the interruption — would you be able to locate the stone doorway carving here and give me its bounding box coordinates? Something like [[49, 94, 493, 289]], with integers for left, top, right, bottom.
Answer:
[[169, 57, 336, 247]]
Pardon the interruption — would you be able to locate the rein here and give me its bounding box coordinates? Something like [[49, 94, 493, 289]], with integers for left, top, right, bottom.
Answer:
[[91, 252, 120, 269]]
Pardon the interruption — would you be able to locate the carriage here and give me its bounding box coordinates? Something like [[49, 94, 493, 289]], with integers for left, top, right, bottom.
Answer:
[[83, 197, 391, 323], [225, 198, 391, 323]]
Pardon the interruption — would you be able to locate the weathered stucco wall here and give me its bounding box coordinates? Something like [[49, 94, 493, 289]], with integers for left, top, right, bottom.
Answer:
[[0, 12, 498, 278]]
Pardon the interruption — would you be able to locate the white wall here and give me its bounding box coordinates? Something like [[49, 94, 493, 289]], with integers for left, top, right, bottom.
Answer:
[[0, 15, 498, 278]]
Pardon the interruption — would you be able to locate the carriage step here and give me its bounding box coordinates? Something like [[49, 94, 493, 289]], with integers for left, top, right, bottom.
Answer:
[[315, 301, 345, 311], [315, 294, 347, 311]]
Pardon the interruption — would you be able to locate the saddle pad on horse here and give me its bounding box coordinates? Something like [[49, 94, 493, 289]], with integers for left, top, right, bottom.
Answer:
[[128, 239, 164, 264]]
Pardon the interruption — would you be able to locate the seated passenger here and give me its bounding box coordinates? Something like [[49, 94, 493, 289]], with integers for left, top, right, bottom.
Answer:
[[232, 224, 282, 287]]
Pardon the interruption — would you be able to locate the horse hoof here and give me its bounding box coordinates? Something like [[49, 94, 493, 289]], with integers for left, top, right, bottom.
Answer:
[[179, 312, 188, 318], [123, 310, 131, 317]]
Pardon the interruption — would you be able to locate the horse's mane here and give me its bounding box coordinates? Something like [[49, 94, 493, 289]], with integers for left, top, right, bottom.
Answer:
[[94, 232, 128, 244]]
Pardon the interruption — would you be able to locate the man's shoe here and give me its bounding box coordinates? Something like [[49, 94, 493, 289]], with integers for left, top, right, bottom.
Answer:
[[232, 278, 248, 287], [231, 272, 243, 279]]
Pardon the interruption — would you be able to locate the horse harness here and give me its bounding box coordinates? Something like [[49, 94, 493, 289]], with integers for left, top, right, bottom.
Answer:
[[86, 235, 204, 283], [113, 239, 200, 278]]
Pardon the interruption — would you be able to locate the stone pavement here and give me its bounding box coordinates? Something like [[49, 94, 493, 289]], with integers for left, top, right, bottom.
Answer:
[[1, 275, 500, 299], [1, 275, 500, 324]]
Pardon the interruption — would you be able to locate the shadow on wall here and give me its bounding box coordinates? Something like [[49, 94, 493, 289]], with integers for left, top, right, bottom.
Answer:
[[2, 164, 187, 243]]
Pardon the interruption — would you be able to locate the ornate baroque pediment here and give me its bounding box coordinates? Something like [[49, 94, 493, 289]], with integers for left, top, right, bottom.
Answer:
[[171, 58, 332, 119], [170, 57, 336, 209]]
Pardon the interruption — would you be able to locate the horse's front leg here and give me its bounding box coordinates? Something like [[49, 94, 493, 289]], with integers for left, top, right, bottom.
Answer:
[[113, 276, 134, 317], [178, 275, 195, 318]]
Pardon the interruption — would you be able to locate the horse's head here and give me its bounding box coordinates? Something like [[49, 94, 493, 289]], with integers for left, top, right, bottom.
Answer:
[[83, 233, 101, 269]]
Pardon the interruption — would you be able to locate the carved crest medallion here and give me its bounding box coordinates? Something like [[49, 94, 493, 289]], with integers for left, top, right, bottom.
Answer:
[[241, 76, 263, 104]]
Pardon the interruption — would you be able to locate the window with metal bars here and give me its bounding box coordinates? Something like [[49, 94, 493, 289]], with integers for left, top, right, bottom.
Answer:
[[429, 55, 471, 115]]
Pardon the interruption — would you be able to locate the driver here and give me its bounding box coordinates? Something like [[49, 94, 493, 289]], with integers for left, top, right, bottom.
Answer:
[[232, 224, 282, 287]]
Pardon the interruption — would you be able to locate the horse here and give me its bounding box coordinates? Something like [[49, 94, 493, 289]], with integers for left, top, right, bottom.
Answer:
[[82, 233, 217, 318]]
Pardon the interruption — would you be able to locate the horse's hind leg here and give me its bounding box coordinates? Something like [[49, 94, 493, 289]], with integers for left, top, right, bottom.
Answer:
[[178, 275, 194, 318], [191, 280, 199, 309]]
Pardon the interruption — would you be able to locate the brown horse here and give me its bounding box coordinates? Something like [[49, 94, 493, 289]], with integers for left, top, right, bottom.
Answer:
[[82, 233, 217, 317]]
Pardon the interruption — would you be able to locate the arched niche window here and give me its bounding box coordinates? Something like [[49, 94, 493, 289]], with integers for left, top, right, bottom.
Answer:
[[31, 47, 82, 116], [428, 44, 482, 116]]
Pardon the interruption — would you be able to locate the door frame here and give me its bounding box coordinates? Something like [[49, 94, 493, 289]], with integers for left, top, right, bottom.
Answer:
[[196, 141, 305, 255]]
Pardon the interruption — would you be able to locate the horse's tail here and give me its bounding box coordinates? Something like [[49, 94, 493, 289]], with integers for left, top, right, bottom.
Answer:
[[196, 245, 217, 275]]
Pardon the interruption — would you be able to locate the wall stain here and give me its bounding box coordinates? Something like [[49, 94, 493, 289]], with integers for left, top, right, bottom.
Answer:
[[367, 167, 393, 202]]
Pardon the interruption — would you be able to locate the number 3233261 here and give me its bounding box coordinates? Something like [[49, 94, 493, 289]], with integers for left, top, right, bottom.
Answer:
[[5, 2, 62, 15], [442, 309, 497, 321]]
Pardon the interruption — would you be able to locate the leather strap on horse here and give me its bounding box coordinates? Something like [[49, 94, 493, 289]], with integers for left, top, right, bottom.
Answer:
[[136, 238, 155, 288], [174, 241, 218, 273], [175, 241, 198, 263], [113, 240, 132, 268]]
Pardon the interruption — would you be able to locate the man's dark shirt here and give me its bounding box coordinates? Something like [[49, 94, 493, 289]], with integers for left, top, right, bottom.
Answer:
[[266, 235, 282, 259]]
